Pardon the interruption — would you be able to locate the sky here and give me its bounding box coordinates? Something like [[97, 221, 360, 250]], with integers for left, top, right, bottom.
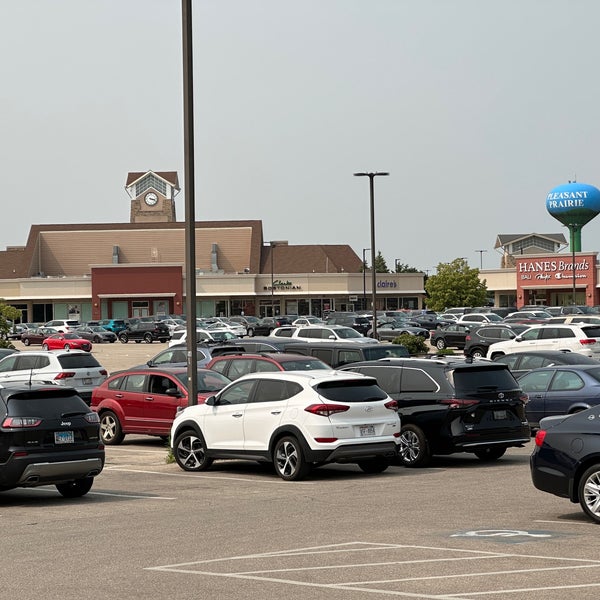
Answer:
[[2, 0, 600, 274]]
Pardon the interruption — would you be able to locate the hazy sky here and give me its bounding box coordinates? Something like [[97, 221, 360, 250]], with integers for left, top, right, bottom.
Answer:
[[2, 1, 600, 273]]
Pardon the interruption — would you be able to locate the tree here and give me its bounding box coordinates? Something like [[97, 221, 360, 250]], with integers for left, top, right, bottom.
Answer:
[[425, 258, 488, 312], [0, 302, 21, 349], [374, 251, 389, 273], [394, 261, 420, 273]]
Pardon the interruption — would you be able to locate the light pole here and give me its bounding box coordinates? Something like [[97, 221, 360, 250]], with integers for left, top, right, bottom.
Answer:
[[475, 249, 487, 270], [362, 248, 370, 312], [394, 258, 402, 273], [266, 240, 286, 317], [354, 171, 389, 339]]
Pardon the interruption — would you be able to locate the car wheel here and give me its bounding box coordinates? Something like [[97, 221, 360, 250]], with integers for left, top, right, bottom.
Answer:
[[23, 338, 30, 346], [63, 343, 70, 349], [55, 477, 94, 498], [42, 343, 49, 350], [578, 464, 600, 524], [144, 333, 153, 343], [357, 457, 390, 474], [474, 447, 506, 462], [273, 436, 311, 481], [435, 338, 446, 350], [470, 347, 486, 358], [173, 430, 213, 472], [398, 424, 431, 468], [93, 336, 101, 343], [100, 410, 125, 445], [247, 328, 254, 337], [118, 334, 128, 344]]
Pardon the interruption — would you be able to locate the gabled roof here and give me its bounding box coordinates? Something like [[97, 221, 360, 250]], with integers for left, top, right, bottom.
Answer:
[[494, 233, 567, 249], [125, 171, 180, 189], [260, 244, 363, 274]]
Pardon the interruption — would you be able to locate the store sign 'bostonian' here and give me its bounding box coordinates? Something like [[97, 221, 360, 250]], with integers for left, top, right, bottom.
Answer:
[[264, 280, 302, 291]]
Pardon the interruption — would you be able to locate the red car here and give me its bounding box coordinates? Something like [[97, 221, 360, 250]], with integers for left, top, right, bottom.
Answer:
[[42, 332, 93, 352], [90, 366, 231, 445]]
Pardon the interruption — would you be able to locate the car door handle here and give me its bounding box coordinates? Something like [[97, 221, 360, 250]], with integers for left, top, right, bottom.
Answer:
[[271, 410, 282, 415], [145, 396, 154, 401], [232, 412, 243, 418]]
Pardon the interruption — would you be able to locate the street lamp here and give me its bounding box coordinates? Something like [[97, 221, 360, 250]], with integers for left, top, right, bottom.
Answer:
[[362, 248, 370, 311], [266, 240, 286, 317], [475, 249, 487, 270], [394, 258, 402, 273], [354, 171, 389, 338]]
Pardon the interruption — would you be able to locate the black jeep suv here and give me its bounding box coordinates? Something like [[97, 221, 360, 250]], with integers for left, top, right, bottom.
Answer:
[[0, 384, 104, 496], [118, 321, 170, 344], [341, 357, 530, 467]]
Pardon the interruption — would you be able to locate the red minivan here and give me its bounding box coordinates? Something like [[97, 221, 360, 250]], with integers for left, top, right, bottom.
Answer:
[[91, 366, 230, 445]]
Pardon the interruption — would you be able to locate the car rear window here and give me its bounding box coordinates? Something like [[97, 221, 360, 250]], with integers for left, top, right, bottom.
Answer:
[[315, 379, 388, 402], [66, 321, 80, 326], [362, 346, 410, 360], [582, 327, 600, 338], [281, 358, 331, 370], [451, 367, 519, 395], [7, 391, 89, 417], [57, 354, 102, 369]]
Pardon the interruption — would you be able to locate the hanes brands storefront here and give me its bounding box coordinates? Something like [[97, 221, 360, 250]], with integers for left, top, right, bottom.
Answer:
[[515, 253, 598, 307]]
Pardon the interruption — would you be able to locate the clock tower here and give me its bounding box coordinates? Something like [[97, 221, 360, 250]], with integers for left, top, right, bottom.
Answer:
[[125, 171, 179, 223]]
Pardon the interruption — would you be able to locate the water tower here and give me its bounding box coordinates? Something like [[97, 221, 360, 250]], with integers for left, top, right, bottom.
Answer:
[[546, 182, 600, 303], [546, 182, 600, 251]]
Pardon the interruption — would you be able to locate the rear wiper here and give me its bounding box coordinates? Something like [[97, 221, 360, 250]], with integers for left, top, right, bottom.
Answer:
[[61, 411, 88, 418], [475, 386, 499, 392]]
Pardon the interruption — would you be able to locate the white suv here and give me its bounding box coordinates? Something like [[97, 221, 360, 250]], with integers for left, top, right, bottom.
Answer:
[[270, 324, 378, 344], [487, 324, 600, 360], [0, 350, 108, 404], [44, 319, 80, 332], [170, 371, 400, 480]]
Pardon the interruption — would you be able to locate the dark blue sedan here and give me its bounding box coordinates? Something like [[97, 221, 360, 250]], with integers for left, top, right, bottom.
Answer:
[[518, 364, 600, 428]]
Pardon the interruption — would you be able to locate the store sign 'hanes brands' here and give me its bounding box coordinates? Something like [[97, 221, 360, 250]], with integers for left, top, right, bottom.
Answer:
[[516, 256, 594, 283]]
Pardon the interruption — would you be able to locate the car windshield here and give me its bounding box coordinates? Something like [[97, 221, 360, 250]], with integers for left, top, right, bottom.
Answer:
[[336, 328, 363, 339], [63, 333, 80, 339], [175, 370, 231, 392], [315, 379, 388, 402]]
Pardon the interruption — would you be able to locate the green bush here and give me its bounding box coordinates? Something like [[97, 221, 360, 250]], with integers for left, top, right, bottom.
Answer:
[[393, 333, 429, 355]]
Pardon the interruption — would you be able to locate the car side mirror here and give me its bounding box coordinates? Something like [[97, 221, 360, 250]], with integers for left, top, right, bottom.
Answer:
[[166, 388, 183, 397], [206, 396, 217, 406], [146, 360, 155, 367]]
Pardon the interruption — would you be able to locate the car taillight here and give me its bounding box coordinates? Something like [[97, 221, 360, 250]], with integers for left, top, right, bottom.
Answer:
[[520, 393, 529, 405], [384, 400, 398, 411], [440, 398, 479, 409], [99, 370, 108, 376], [305, 403, 350, 417], [465, 335, 471, 341], [535, 429, 547, 447], [580, 338, 597, 345], [85, 412, 100, 424], [54, 372, 76, 380], [2, 417, 42, 428]]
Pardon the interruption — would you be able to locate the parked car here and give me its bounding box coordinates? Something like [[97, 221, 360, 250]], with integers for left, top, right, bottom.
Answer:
[[170, 370, 400, 480], [325, 314, 371, 336], [118, 321, 171, 344], [21, 326, 59, 346], [0, 348, 19, 360], [271, 324, 378, 344], [463, 324, 530, 358], [487, 324, 600, 360], [42, 333, 93, 352], [206, 352, 331, 380], [91, 366, 232, 444], [341, 357, 530, 467], [44, 319, 80, 332], [545, 315, 600, 325], [367, 320, 430, 341], [143, 343, 245, 369], [430, 323, 472, 351], [97, 319, 128, 333], [407, 313, 448, 330], [246, 316, 295, 337], [74, 325, 118, 343], [292, 316, 325, 326], [0, 350, 108, 405], [168, 328, 238, 346], [517, 364, 600, 428], [0, 383, 104, 497], [456, 313, 504, 326], [493, 350, 600, 379], [531, 407, 600, 523]]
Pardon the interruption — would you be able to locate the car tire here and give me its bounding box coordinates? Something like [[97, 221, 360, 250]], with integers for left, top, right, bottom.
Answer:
[[578, 464, 600, 524], [23, 338, 30, 346], [93, 336, 102, 343], [474, 447, 506, 462], [173, 430, 213, 472], [398, 424, 431, 468], [100, 410, 125, 445], [247, 328, 255, 337], [55, 477, 94, 498], [357, 457, 390, 474], [144, 333, 153, 343], [118, 334, 128, 344], [63, 343, 70, 350], [273, 436, 311, 481], [435, 338, 446, 350], [470, 347, 486, 358], [42, 343, 49, 351]]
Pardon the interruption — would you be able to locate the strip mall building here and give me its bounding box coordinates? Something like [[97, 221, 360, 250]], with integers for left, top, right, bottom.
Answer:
[[0, 172, 597, 322]]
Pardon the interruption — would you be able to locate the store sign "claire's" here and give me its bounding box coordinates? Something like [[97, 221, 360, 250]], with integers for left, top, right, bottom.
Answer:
[[517, 259, 590, 282]]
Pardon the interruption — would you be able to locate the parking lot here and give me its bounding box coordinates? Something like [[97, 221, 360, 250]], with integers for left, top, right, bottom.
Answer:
[[3, 340, 600, 599]]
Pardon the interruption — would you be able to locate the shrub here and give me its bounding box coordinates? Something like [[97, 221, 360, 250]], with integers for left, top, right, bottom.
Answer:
[[393, 333, 428, 355]]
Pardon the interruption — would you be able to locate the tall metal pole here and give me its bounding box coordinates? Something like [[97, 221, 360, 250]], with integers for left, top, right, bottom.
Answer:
[[182, 0, 198, 405], [570, 225, 577, 305], [475, 249, 487, 270], [362, 248, 370, 312], [270, 243, 275, 317], [354, 172, 389, 340]]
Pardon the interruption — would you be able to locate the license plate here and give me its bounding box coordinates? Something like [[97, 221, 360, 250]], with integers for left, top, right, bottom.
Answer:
[[82, 378, 92, 385], [359, 425, 376, 437], [493, 410, 508, 421], [55, 431, 74, 444]]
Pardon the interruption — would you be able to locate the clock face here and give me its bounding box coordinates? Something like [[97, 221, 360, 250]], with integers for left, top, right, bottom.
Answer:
[[144, 192, 158, 206]]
